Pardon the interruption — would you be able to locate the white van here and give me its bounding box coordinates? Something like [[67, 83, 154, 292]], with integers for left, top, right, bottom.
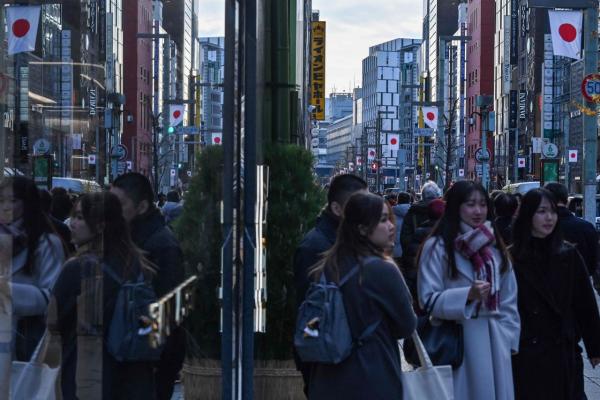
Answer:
[[502, 181, 540, 195], [52, 177, 102, 194]]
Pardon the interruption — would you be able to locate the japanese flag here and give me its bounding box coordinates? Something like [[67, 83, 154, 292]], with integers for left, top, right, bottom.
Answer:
[[169, 104, 184, 126], [367, 147, 376, 161], [212, 133, 222, 145], [356, 156, 363, 166], [7, 6, 41, 56], [568, 149, 578, 163], [549, 10, 583, 60], [388, 134, 400, 150], [518, 158, 526, 168], [422, 106, 438, 129]]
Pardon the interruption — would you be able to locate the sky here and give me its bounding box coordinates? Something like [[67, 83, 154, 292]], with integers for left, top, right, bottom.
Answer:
[[197, 0, 422, 95]]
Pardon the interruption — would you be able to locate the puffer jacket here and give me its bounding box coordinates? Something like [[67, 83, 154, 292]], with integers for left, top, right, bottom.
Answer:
[[392, 204, 410, 258]]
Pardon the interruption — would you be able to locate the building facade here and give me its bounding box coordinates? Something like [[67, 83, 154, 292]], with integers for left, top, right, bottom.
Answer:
[[199, 37, 225, 146]]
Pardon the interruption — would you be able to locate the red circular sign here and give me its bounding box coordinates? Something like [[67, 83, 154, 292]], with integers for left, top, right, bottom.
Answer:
[[12, 19, 30, 38], [558, 23, 577, 43], [581, 73, 600, 102], [426, 112, 435, 121]]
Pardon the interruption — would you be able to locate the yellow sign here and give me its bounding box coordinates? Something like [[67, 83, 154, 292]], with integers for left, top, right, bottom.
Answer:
[[310, 21, 326, 121]]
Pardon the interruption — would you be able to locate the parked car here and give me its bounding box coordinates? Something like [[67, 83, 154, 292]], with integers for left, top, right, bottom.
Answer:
[[52, 177, 102, 194], [502, 181, 540, 195]]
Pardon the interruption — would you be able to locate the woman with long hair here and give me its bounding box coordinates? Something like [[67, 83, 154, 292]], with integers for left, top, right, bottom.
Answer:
[[417, 180, 520, 399], [52, 192, 156, 400], [307, 192, 416, 399], [0, 176, 66, 360], [510, 188, 600, 399]]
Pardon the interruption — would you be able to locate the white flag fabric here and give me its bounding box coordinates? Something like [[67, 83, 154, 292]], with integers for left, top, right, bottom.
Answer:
[[549, 10, 583, 60], [422, 107, 438, 129], [7, 6, 41, 56], [367, 147, 376, 161], [356, 156, 363, 166], [169, 104, 184, 126], [212, 133, 222, 145], [388, 134, 400, 150], [568, 149, 578, 163]]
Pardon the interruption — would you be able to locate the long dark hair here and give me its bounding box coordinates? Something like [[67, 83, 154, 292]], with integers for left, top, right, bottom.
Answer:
[[0, 176, 61, 275], [77, 192, 154, 279], [311, 192, 387, 282], [511, 188, 562, 260], [418, 180, 510, 278]]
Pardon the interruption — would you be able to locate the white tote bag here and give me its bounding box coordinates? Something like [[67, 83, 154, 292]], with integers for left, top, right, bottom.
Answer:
[[400, 332, 454, 400], [11, 330, 59, 400]]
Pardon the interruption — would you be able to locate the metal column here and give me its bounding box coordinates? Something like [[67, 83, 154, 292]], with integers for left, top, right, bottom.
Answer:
[[583, 5, 598, 224]]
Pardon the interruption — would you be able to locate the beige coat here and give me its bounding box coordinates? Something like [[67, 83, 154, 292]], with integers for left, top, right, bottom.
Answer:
[[418, 235, 520, 400]]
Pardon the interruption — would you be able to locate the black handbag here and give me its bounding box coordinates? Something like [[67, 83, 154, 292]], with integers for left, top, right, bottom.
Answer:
[[404, 293, 464, 369]]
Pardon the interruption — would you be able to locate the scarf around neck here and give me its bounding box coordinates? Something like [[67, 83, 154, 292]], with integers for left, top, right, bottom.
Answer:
[[454, 221, 500, 311]]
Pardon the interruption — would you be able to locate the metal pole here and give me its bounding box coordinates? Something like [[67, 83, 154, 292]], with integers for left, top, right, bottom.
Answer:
[[222, 0, 236, 398], [482, 108, 489, 191], [376, 114, 381, 192], [242, 0, 257, 396], [513, 127, 519, 183], [563, 115, 570, 191], [583, 5, 598, 224]]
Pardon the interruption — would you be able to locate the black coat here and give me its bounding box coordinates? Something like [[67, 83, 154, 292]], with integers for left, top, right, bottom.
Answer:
[[293, 209, 338, 305], [399, 201, 430, 268], [130, 209, 184, 297], [511, 240, 600, 400], [308, 257, 417, 400], [401, 219, 436, 303], [557, 206, 598, 276], [494, 215, 513, 245]]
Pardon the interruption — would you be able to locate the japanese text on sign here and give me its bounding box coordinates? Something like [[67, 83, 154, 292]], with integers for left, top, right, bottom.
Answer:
[[310, 21, 326, 121]]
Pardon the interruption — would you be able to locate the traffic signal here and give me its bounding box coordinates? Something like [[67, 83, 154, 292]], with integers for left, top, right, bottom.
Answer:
[[167, 126, 175, 135], [371, 162, 378, 174]]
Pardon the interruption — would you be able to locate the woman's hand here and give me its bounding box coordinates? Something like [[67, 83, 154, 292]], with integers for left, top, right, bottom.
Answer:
[[591, 358, 600, 368], [467, 280, 491, 302]]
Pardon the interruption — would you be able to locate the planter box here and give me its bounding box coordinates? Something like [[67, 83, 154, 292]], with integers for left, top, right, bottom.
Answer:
[[182, 359, 304, 399]]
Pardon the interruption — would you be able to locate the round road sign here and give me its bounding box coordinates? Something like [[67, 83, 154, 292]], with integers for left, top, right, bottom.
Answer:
[[110, 144, 128, 161], [475, 148, 491, 163], [581, 73, 600, 102]]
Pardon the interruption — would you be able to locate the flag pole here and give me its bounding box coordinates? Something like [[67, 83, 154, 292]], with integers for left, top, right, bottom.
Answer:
[[583, 5, 598, 224]]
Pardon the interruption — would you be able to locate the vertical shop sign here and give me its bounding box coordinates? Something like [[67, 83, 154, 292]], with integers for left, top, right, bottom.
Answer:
[[310, 21, 326, 121]]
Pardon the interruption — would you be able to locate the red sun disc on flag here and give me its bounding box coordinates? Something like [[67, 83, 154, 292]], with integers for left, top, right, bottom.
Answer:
[[390, 138, 398, 145], [214, 137, 221, 144], [12, 19, 30, 38], [570, 152, 576, 159], [559, 23, 577, 43], [369, 151, 375, 156], [173, 110, 181, 119], [426, 112, 435, 121]]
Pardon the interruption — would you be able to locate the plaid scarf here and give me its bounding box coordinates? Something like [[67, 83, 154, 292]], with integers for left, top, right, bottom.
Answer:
[[454, 221, 500, 311]]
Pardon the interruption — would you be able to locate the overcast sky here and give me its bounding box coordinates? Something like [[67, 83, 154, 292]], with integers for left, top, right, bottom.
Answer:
[[198, 0, 422, 95]]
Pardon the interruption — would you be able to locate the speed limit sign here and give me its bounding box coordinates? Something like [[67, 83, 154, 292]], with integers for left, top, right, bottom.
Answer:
[[581, 73, 600, 102]]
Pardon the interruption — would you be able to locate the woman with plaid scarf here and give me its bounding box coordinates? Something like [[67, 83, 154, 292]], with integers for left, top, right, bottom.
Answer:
[[417, 180, 520, 400]]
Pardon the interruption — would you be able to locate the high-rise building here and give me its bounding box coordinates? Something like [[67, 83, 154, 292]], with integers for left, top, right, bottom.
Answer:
[[422, 0, 462, 102], [327, 92, 353, 121], [199, 37, 224, 145], [362, 38, 421, 189], [465, 0, 495, 181], [123, 0, 154, 179]]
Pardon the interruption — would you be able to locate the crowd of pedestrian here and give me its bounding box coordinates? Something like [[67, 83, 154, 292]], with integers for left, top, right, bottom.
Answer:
[[294, 175, 600, 400], [0, 173, 186, 400]]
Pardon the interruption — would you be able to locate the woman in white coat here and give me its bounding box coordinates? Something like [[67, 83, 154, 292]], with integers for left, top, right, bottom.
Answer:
[[417, 180, 520, 400]]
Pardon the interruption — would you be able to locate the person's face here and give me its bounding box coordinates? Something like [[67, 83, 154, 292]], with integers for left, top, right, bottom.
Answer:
[[110, 187, 145, 223], [459, 191, 487, 228], [69, 202, 97, 246], [0, 186, 23, 224], [531, 197, 557, 238], [367, 203, 396, 249]]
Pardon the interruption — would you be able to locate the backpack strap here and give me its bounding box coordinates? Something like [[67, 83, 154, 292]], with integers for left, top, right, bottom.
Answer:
[[339, 265, 360, 287], [355, 320, 381, 347], [103, 264, 123, 285]]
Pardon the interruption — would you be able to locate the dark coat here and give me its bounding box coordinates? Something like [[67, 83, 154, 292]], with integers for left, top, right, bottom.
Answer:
[[557, 206, 598, 276], [308, 257, 417, 400], [511, 240, 600, 400], [293, 209, 338, 305], [54, 253, 155, 400], [130, 209, 185, 400], [399, 201, 430, 268], [130, 209, 184, 297], [402, 219, 436, 304]]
